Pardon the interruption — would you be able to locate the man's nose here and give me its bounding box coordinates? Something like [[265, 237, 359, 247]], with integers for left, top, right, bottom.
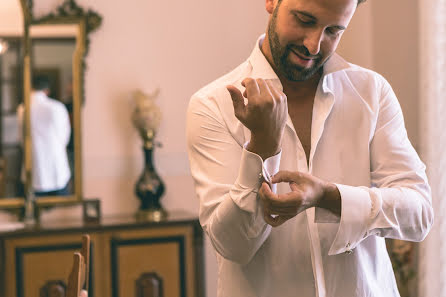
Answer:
[[303, 28, 323, 56]]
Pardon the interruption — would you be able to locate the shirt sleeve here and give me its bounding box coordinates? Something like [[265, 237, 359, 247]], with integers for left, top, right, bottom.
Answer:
[[327, 77, 434, 255], [55, 104, 71, 146], [186, 93, 281, 265]]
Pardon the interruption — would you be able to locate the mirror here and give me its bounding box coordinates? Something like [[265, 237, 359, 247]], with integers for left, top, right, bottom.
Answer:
[[0, 0, 29, 209], [28, 0, 101, 207], [0, 0, 101, 213], [29, 23, 80, 204]]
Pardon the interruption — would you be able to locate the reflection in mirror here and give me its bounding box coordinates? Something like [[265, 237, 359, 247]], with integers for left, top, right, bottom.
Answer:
[[0, 0, 25, 199], [22, 0, 101, 208], [27, 24, 78, 198]]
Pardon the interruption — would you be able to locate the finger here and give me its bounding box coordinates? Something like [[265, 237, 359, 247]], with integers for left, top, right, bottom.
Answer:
[[242, 78, 260, 100], [263, 209, 292, 227], [259, 183, 289, 214], [271, 170, 303, 184], [265, 80, 284, 102], [260, 181, 297, 206], [276, 191, 304, 209], [256, 78, 273, 98], [276, 214, 294, 226], [289, 182, 300, 191], [263, 208, 281, 226], [259, 183, 301, 215], [261, 199, 291, 216], [226, 85, 246, 119], [263, 203, 300, 216], [259, 182, 277, 204], [265, 216, 283, 227], [277, 215, 294, 225]]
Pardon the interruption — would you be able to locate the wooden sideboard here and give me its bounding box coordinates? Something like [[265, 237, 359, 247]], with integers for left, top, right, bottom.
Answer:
[[0, 211, 204, 297]]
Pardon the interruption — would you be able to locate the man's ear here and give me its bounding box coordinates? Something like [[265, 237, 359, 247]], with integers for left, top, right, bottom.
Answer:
[[265, 0, 276, 14]]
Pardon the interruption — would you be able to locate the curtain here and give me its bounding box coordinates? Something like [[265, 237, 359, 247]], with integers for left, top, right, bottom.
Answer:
[[418, 0, 446, 296]]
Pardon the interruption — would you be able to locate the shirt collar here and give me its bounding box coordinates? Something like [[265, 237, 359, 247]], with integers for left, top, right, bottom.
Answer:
[[247, 34, 351, 86], [322, 52, 350, 76], [248, 34, 280, 82], [31, 91, 49, 101]]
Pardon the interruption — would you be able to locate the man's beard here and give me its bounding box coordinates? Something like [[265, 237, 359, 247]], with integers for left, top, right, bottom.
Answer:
[[268, 11, 325, 82]]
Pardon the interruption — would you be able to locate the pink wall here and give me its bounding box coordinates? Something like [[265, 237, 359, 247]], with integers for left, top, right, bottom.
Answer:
[[1, 0, 419, 296], [0, 0, 23, 35]]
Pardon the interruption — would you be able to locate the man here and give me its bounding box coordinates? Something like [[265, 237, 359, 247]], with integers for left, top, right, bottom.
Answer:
[[17, 75, 71, 196], [186, 0, 434, 296]]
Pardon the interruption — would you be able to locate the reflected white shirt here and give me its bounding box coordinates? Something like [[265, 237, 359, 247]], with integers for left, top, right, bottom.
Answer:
[[18, 91, 71, 192], [186, 35, 433, 297]]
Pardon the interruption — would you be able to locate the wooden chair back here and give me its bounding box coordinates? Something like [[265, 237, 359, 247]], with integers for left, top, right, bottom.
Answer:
[[66, 234, 90, 297]]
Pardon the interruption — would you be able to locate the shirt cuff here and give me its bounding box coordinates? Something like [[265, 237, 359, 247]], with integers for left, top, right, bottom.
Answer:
[[328, 184, 372, 255], [262, 149, 281, 192], [230, 146, 281, 213]]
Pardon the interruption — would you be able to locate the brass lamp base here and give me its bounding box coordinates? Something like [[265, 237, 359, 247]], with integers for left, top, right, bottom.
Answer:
[[135, 208, 167, 222]]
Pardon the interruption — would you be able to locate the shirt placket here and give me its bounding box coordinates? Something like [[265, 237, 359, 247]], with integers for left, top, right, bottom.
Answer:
[[297, 150, 326, 297], [297, 83, 334, 297], [287, 117, 325, 297], [305, 171, 327, 297]]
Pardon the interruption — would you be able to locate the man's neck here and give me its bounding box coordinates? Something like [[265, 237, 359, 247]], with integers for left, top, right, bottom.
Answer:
[[278, 71, 321, 101]]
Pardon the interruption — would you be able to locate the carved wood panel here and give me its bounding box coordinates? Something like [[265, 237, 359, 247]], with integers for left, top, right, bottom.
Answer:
[[136, 272, 163, 297], [40, 280, 66, 297]]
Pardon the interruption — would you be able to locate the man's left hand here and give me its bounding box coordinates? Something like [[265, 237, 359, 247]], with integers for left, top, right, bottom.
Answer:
[[259, 170, 340, 227]]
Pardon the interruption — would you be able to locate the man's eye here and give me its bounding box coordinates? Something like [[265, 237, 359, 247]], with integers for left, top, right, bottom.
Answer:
[[293, 14, 315, 25], [326, 27, 340, 36], [298, 18, 314, 25]]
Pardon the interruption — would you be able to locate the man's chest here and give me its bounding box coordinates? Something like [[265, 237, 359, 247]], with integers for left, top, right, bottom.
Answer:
[[287, 99, 314, 161]]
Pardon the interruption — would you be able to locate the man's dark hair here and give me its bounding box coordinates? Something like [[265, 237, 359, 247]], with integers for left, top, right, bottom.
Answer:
[[32, 75, 50, 91], [277, 0, 366, 5]]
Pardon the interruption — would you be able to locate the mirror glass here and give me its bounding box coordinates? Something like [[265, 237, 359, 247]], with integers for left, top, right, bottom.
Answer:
[[29, 23, 79, 200], [0, 0, 25, 200], [0, 0, 100, 212]]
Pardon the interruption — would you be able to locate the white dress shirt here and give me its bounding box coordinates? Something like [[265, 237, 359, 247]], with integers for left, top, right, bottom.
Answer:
[[186, 35, 433, 297], [17, 91, 71, 192]]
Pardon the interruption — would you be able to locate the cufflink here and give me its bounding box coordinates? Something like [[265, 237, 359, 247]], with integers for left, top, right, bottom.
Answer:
[[345, 243, 353, 254]]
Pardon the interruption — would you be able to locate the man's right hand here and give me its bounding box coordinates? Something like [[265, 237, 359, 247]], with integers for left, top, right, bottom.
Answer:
[[226, 78, 288, 160]]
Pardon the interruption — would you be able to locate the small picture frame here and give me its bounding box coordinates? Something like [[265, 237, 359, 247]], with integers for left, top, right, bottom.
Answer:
[[82, 199, 101, 223]]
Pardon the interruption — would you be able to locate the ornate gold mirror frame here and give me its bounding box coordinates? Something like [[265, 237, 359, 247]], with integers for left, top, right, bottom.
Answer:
[[0, 0, 101, 216], [29, 0, 101, 209]]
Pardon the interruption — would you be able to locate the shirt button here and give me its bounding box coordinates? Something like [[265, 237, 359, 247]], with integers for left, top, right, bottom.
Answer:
[[346, 243, 353, 254]]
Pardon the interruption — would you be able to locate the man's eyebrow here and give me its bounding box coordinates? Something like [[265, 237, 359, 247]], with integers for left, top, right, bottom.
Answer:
[[292, 10, 317, 21], [292, 10, 347, 30], [332, 25, 347, 30]]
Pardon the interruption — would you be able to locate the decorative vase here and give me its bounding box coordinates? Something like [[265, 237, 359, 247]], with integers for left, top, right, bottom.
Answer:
[[135, 131, 167, 221]]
